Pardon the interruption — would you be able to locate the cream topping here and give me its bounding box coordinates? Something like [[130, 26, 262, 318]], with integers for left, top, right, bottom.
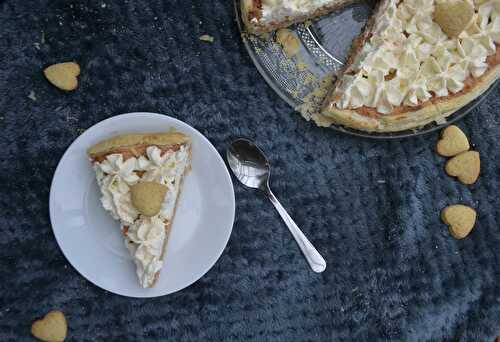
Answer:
[[367, 71, 405, 113], [332, 0, 500, 114], [93, 145, 190, 288], [402, 70, 433, 106]]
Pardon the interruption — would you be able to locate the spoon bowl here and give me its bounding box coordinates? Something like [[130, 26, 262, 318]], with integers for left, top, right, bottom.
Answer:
[[227, 138, 270, 191]]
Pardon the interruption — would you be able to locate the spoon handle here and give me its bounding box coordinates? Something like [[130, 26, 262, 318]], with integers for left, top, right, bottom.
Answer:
[[266, 189, 327, 273]]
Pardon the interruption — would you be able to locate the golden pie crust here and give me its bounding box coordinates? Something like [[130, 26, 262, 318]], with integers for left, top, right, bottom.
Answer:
[[318, 62, 500, 132]]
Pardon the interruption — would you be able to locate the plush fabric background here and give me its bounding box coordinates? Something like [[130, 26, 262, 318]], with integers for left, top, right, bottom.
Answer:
[[0, 0, 499, 341]]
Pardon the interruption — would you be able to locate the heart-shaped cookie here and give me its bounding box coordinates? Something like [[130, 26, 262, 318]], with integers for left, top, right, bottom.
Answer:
[[131, 181, 168, 217], [434, 0, 475, 38], [445, 150, 480, 184], [43, 62, 80, 91], [276, 28, 300, 57], [436, 125, 470, 157], [31, 310, 67, 342], [441, 204, 477, 239]]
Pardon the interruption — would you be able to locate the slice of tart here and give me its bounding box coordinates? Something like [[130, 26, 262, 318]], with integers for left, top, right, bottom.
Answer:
[[316, 0, 500, 132], [241, 0, 355, 34], [88, 131, 191, 288]]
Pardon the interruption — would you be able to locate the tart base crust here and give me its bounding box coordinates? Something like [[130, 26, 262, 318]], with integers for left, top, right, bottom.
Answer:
[[317, 64, 500, 133], [88, 131, 189, 159]]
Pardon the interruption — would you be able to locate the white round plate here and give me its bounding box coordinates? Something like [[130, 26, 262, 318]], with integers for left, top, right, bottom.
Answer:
[[49, 112, 235, 297]]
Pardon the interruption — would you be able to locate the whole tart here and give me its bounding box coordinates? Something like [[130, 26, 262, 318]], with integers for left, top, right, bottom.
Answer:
[[242, 0, 500, 132], [88, 131, 191, 288]]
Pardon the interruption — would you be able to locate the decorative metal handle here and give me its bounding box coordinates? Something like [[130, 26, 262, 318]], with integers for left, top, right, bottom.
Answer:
[[266, 188, 326, 273]]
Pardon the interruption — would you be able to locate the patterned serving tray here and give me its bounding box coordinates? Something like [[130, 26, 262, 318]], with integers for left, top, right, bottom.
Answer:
[[235, 0, 498, 139]]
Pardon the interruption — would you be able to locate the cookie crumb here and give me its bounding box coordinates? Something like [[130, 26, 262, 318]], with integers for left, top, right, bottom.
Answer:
[[296, 73, 333, 121], [297, 62, 307, 71], [276, 29, 300, 58], [303, 73, 315, 85], [434, 117, 447, 125], [199, 34, 214, 43], [28, 91, 37, 101]]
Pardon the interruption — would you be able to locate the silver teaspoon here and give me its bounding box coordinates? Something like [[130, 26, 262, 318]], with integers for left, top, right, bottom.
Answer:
[[227, 138, 327, 273]]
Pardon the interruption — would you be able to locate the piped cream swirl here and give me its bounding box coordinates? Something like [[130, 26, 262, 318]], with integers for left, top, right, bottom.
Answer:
[[332, 0, 499, 114]]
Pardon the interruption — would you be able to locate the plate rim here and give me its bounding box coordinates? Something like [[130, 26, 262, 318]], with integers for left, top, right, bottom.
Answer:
[[234, 0, 498, 140], [49, 112, 236, 298]]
